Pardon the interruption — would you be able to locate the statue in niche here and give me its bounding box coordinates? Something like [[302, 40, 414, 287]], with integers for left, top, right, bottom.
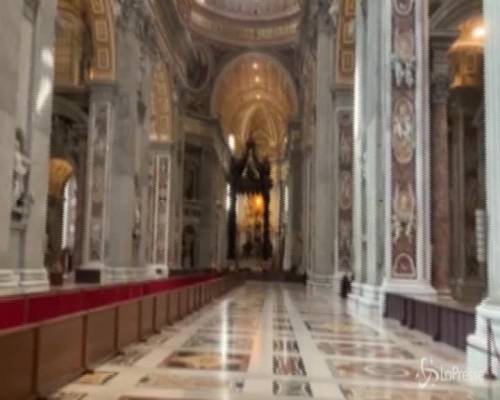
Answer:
[[12, 129, 32, 219], [132, 175, 142, 244]]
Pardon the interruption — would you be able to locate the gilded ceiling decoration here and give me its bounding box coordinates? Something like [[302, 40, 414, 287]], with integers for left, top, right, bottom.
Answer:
[[150, 62, 173, 143], [54, 0, 116, 86], [335, 0, 356, 86], [197, 0, 299, 19], [175, 0, 301, 47], [212, 53, 298, 159]]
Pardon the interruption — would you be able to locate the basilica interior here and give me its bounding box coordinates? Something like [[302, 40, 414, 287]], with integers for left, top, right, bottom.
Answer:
[[1, 0, 500, 399]]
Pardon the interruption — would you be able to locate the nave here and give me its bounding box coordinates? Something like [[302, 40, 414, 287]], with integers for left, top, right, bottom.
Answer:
[[51, 284, 498, 400]]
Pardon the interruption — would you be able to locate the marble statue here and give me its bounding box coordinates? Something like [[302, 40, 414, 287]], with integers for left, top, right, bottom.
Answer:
[[12, 129, 31, 215]]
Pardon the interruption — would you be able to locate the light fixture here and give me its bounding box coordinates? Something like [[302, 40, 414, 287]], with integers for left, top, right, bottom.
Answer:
[[228, 133, 236, 152], [256, 94, 261, 100], [252, 62, 259, 70], [255, 76, 261, 83], [472, 25, 486, 39]]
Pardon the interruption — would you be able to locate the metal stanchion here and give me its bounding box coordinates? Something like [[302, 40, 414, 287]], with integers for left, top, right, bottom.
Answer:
[[484, 319, 497, 380]]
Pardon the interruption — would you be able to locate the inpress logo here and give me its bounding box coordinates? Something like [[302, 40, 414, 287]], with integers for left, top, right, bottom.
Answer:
[[418, 358, 482, 388]]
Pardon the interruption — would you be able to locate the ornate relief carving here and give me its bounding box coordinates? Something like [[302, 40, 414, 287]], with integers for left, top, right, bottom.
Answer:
[[392, 96, 414, 164], [339, 171, 353, 210], [115, 0, 158, 55], [392, 183, 415, 242], [89, 103, 109, 262], [338, 109, 353, 272], [390, 0, 418, 280], [391, 55, 415, 88], [393, 252, 416, 278], [11, 130, 32, 220], [184, 43, 213, 92], [339, 218, 351, 249], [156, 156, 170, 263], [431, 73, 450, 104]]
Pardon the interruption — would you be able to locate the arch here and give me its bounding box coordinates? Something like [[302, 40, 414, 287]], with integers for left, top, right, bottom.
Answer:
[[211, 52, 298, 158], [211, 52, 298, 118], [54, 0, 116, 85]]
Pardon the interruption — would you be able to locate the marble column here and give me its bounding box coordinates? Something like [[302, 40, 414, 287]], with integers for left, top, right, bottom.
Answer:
[[349, 0, 386, 311], [146, 150, 171, 278], [350, 0, 366, 301], [381, 0, 435, 297], [78, 84, 116, 283], [467, 0, 500, 376], [431, 73, 452, 296], [308, 0, 337, 287], [301, 146, 312, 274], [0, 0, 56, 288], [21, 0, 58, 287]]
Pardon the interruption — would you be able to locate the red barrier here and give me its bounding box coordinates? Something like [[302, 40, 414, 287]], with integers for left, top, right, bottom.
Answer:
[[0, 273, 221, 331]]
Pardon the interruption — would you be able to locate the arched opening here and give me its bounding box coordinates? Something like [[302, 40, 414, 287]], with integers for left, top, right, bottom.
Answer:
[[212, 53, 297, 270], [46, 158, 75, 283], [45, 0, 117, 285]]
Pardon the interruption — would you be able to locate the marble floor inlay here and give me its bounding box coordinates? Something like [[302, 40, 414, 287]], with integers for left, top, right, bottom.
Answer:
[[51, 283, 499, 400]]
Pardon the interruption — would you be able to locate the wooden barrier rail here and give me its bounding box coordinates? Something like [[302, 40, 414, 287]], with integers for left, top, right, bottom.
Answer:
[[384, 292, 475, 351], [0, 274, 242, 400]]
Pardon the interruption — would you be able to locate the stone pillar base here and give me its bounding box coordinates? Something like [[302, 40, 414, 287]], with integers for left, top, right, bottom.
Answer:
[[0, 269, 49, 289], [347, 281, 362, 302], [0, 270, 19, 288], [146, 264, 169, 280], [19, 269, 49, 288], [333, 272, 344, 295], [380, 280, 436, 313], [348, 283, 381, 316], [103, 267, 146, 283], [307, 272, 333, 288], [467, 301, 500, 380], [381, 280, 436, 297]]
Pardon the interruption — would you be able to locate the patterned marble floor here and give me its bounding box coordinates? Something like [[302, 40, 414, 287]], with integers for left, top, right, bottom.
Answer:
[[51, 283, 500, 400]]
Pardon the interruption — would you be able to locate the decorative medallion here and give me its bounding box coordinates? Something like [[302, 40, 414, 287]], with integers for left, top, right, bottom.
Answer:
[[339, 171, 353, 210], [393, 252, 416, 278], [394, 26, 415, 61], [392, 0, 414, 17], [392, 96, 414, 164], [392, 183, 415, 242], [340, 219, 351, 250]]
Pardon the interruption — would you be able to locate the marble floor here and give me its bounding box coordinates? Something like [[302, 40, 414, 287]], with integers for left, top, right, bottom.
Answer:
[[51, 283, 500, 400]]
